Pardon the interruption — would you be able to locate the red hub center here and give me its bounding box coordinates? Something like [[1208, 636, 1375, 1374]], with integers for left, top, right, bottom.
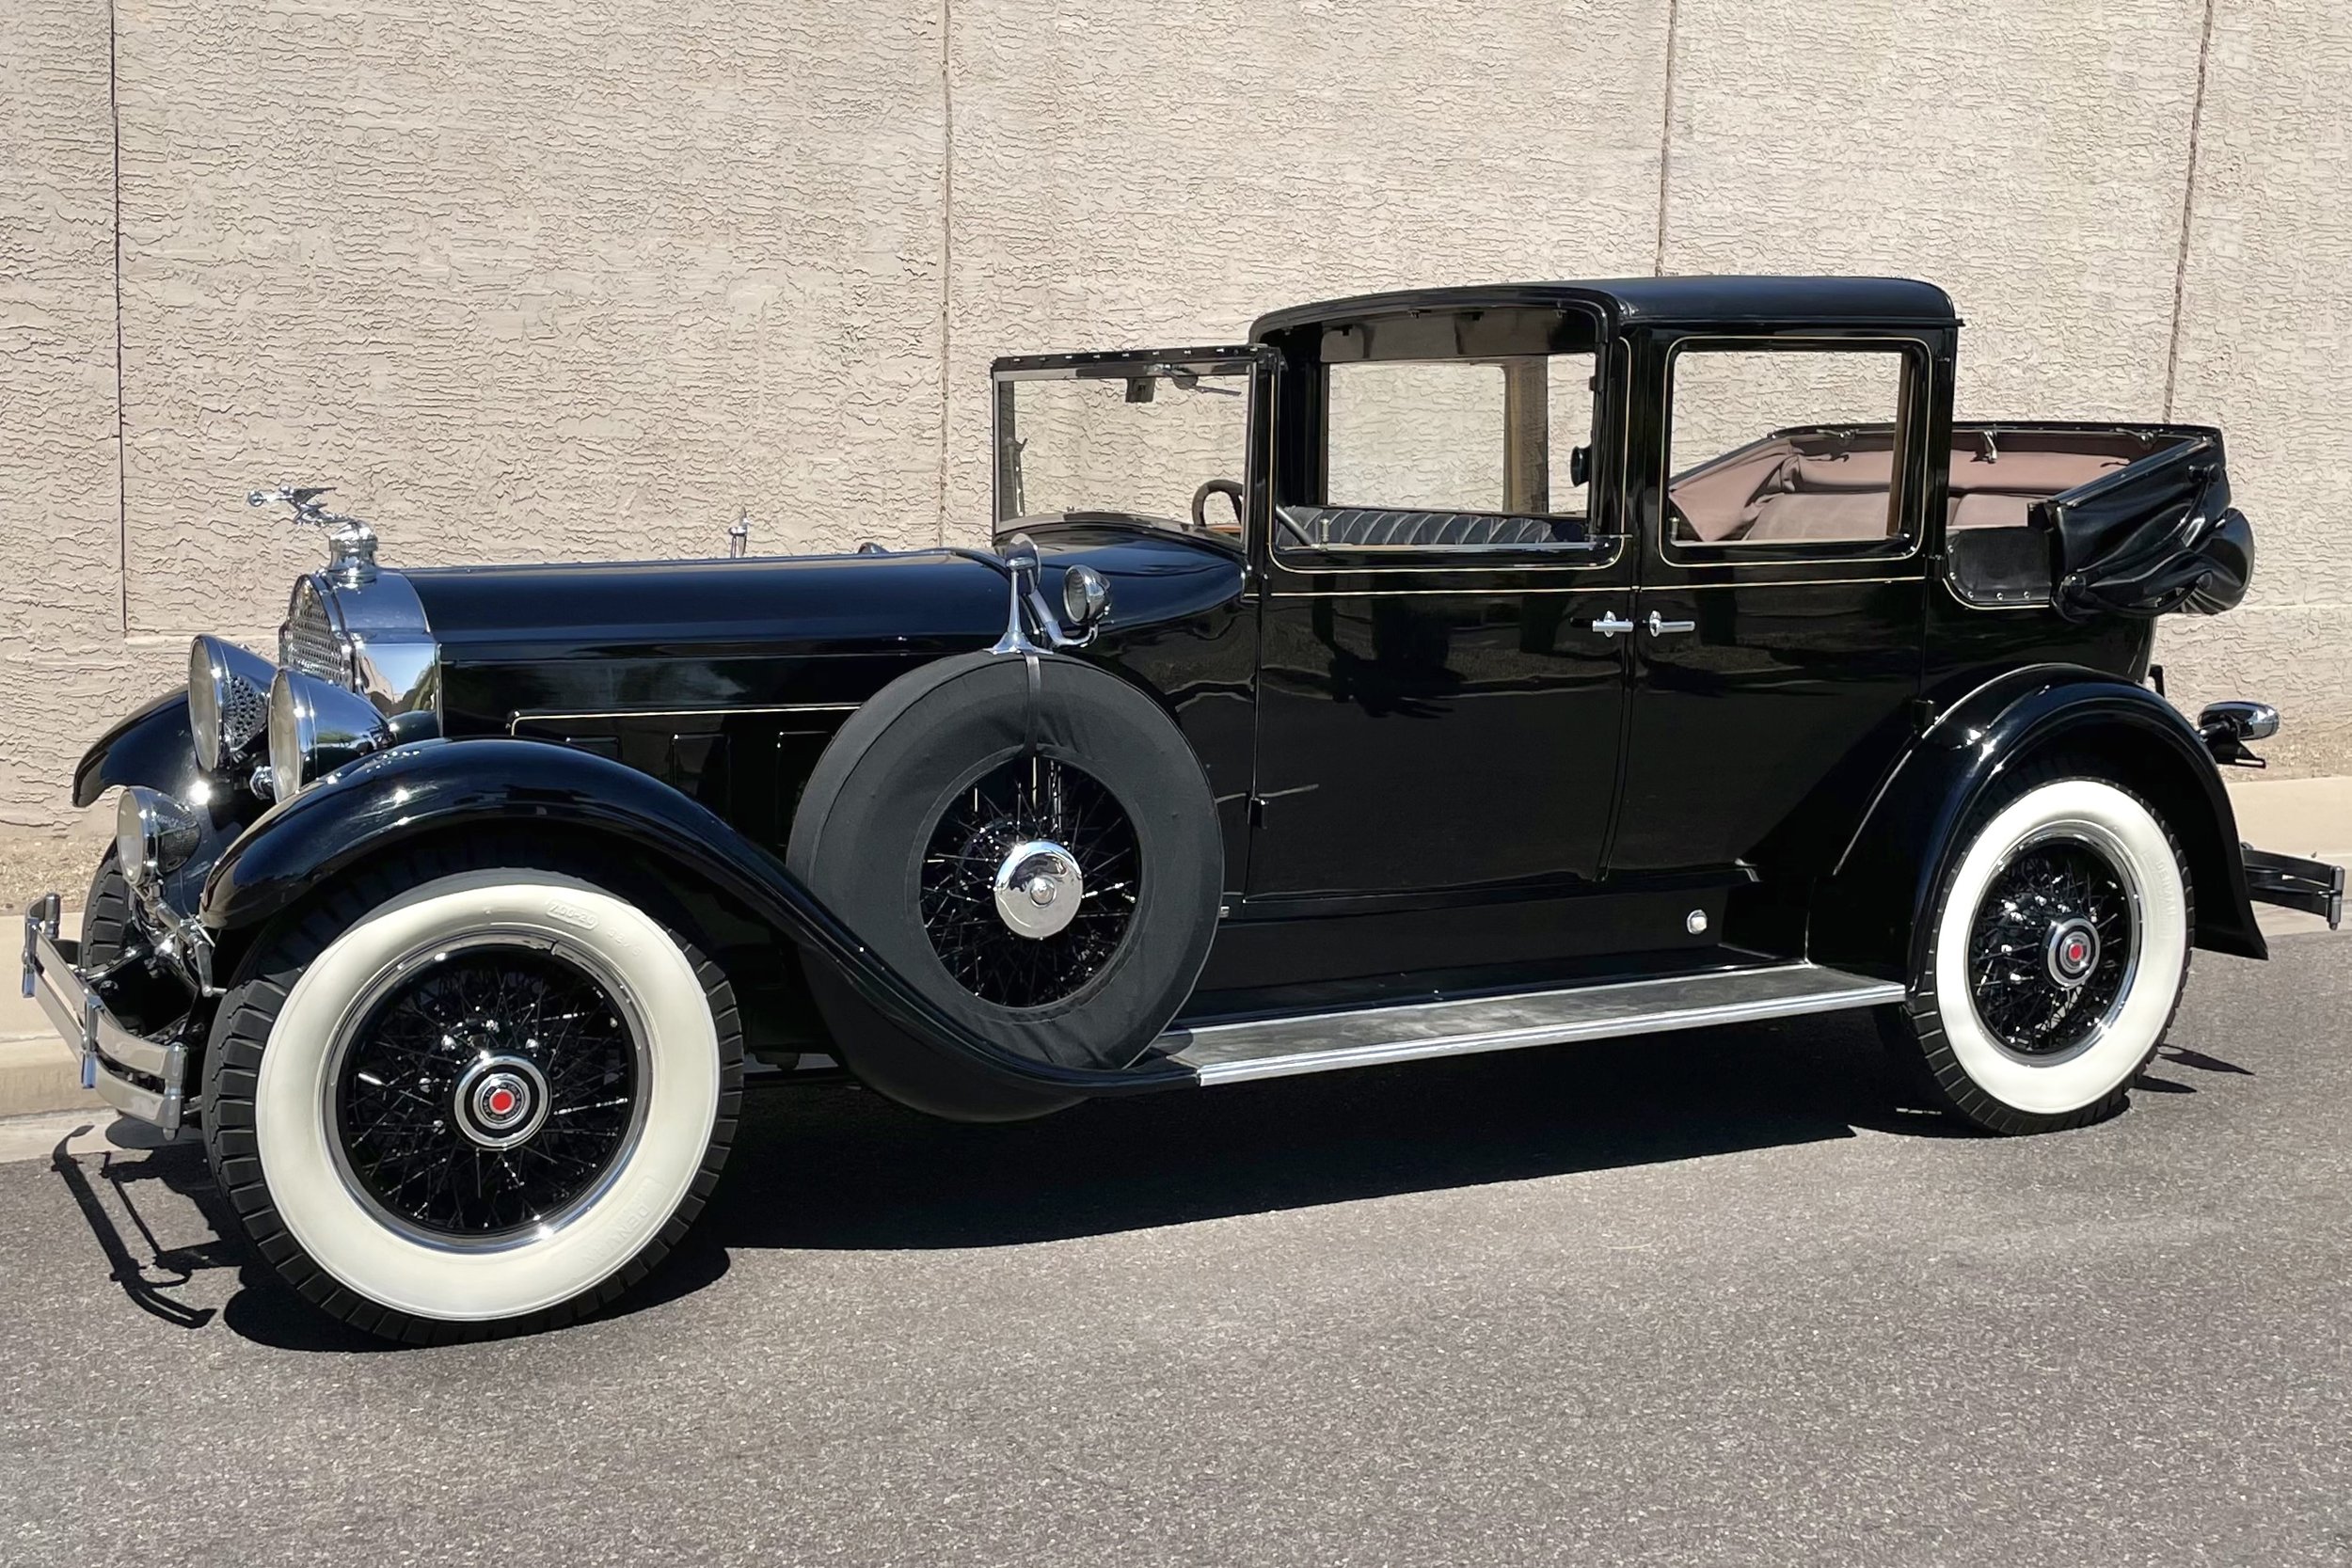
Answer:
[[486, 1086, 518, 1117]]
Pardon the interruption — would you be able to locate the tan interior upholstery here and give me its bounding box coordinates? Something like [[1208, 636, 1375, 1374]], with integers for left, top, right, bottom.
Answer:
[[1669, 435, 2133, 546]]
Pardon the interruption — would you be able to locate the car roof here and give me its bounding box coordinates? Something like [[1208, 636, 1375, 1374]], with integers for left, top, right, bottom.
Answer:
[[1248, 276, 1959, 339]]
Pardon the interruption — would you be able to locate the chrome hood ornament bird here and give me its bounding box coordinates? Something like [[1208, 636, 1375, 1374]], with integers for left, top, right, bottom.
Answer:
[[248, 483, 378, 585]]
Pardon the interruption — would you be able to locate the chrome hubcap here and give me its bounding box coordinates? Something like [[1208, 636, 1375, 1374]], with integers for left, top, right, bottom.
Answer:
[[453, 1053, 551, 1149], [993, 839, 1084, 940], [2044, 917, 2100, 990]]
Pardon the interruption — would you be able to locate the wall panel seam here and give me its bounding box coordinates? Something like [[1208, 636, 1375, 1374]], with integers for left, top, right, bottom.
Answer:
[[2163, 0, 2221, 420], [108, 0, 129, 634], [935, 0, 954, 544], [1651, 0, 1680, 275]]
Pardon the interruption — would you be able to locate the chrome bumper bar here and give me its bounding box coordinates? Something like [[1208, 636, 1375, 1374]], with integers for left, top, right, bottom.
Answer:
[[19, 894, 189, 1132]]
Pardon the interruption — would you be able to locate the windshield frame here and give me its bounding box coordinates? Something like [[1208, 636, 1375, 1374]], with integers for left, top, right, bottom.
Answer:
[[989, 345, 1273, 535]]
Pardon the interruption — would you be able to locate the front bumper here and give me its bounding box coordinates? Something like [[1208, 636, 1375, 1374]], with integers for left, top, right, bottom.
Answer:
[[19, 894, 190, 1133]]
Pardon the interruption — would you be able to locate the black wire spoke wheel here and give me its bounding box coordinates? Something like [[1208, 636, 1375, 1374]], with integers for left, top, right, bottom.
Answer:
[[329, 941, 645, 1243], [1965, 833, 2137, 1058], [918, 754, 1141, 1008]]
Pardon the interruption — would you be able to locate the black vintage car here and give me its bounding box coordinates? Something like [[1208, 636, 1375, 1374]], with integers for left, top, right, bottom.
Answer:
[[24, 276, 2342, 1340]]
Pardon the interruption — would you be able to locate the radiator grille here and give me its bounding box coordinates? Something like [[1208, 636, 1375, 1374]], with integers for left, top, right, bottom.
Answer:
[[282, 578, 352, 685]]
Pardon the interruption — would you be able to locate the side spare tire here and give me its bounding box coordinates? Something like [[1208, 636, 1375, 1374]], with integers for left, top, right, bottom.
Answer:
[[787, 651, 1221, 1120]]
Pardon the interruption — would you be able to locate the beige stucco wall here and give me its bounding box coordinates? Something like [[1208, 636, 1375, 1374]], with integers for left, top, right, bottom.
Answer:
[[2, 0, 2347, 892]]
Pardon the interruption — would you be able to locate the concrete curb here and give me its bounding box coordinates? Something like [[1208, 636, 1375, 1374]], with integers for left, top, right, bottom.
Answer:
[[1, 776, 2343, 1121]]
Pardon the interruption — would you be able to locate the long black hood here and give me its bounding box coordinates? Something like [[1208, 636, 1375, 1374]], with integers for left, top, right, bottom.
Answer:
[[401, 527, 1246, 734]]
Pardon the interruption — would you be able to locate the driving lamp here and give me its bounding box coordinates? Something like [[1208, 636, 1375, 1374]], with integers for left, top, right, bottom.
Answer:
[[268, 667, 392, 801], [188, 634, 277, 772]]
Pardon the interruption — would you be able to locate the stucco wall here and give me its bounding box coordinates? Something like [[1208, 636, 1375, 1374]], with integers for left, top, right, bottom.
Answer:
[[3, 0, 2348, 882]]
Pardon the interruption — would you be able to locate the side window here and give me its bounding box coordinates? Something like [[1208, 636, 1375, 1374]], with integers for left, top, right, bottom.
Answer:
[[1281, 353, 1597, 554], [1665, 345, 1911, 549]]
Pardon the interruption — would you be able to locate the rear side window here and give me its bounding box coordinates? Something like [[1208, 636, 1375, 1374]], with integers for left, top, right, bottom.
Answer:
[[1665, 344, 1913, 550]]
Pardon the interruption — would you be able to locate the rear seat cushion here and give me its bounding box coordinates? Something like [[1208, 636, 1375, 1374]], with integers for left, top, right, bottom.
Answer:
[[1740, 489, 1895, 543]]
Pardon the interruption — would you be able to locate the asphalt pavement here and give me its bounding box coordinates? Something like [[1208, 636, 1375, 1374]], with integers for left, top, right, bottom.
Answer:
[[3, 935, 2348, 1567]]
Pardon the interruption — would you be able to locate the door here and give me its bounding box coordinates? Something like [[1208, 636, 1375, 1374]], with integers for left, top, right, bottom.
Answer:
[[1246, 309, 1633, 899], [1613, 332, 1935, 876]]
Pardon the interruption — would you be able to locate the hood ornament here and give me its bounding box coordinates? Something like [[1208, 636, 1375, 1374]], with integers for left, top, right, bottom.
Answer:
[[249, 484, 378, 585]]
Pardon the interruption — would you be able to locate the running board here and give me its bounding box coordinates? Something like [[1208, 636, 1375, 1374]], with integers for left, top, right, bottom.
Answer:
[[1160, 962, 1905, 1085]]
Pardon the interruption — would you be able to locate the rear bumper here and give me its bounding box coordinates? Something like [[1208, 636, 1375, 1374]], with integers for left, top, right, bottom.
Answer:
[[2241, 845, 2344, 929], [18, 894, 189, 1132]]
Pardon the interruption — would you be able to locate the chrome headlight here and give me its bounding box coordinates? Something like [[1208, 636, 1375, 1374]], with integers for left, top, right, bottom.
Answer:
[[268, 668, 392, 800], [188, 635, 277, 772], [115, 785, 201, 887]]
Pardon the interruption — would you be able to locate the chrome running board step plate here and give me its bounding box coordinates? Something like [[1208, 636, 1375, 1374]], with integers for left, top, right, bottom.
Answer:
[[1162, 962, 1905, 1085]]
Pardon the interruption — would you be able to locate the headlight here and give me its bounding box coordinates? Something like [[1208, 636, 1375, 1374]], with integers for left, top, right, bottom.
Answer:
[[268, 668, 391, 801], [188, 635, 277, 772], [115, 786, 200, 886]]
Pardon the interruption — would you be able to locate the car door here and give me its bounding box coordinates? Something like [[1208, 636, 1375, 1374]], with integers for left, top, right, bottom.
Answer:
[[1246, 308, 1634, 900], [1613, 331, 1935, 878]]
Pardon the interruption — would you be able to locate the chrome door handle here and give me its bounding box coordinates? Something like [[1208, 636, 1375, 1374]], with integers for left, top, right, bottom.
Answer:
[[1645, 610, 1696, 636], [1592, 612, 1634, 637]]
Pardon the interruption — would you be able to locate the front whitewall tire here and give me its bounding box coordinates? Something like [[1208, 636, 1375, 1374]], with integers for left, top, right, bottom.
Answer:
[[204, 853, 739, 1339]]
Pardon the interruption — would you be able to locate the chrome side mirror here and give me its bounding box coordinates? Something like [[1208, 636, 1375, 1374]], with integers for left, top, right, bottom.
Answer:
[[988, 533, 1104, 654]]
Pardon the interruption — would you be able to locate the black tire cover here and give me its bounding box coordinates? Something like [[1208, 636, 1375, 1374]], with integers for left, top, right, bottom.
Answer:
[[787, 650, 1221, 1083]]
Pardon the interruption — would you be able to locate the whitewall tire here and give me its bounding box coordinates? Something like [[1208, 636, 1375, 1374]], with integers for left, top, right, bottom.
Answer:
[[1880, 772, 2192, 1134], [203, 847, 741, 1341]]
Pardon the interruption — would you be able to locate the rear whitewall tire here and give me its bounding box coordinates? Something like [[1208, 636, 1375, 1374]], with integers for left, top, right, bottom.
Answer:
[[1885, 774, 2192, 1134], [205, 856, 741, 1339]]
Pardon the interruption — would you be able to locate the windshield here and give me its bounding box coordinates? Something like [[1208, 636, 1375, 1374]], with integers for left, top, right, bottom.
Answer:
[[992, 352, 1256, 540]]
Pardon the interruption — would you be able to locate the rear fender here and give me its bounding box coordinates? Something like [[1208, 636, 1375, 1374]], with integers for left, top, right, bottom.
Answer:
[[1815, 667, 2265, 974], [197, 737, 1193, 1107]]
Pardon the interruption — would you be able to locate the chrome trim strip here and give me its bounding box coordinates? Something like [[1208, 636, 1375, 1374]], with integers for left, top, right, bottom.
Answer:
[[1165, 962, 1905, 1085], [506, 703, 861, 732], [1266, 576, 1923, 600]]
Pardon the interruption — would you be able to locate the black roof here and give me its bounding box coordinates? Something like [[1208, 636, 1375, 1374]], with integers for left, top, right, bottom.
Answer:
[[1249, 276, 1958, 339]]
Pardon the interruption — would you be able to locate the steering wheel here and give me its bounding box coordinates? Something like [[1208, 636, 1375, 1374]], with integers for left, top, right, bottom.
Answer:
[[1190, 479, 1247, 537]]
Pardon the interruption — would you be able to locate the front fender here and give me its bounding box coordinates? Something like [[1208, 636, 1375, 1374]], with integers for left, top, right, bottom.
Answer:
[[72, 688, 202, 809], [1817, 667, 2265, 974], [198, 737, 1193, 1104]]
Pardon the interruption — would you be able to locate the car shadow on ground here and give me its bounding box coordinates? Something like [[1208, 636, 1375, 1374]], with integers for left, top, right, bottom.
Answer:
[[59, 1012, 2256, 1351]]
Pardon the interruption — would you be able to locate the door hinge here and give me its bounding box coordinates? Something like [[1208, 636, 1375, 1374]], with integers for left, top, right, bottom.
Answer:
[[1248, 795, 1266, 828], [1911, 697, 1938, 735]]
